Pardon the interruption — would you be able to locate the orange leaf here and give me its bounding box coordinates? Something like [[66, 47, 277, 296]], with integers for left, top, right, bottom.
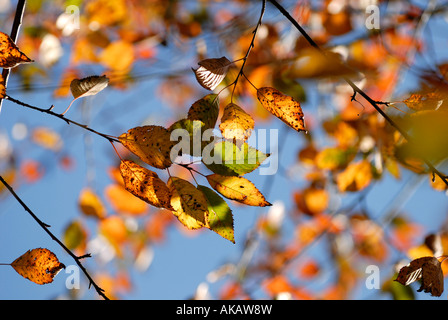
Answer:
[[257, 87, 306, 132], [100, 40, 134, 72], [79, 187, 107, 218], [105, 184, 148, 215], [11, 248, 65, 285], [0, 31, 33, 68], [0, 74, 5, 99], [336, 160, 372, 192]]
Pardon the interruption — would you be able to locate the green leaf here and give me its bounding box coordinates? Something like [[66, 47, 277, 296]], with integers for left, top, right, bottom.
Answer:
[[198, 185, 234, 244], [169, 118, 208, 157], [202, 141, 269, 176]]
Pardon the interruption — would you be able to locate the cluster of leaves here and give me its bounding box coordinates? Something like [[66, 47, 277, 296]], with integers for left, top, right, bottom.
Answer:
[[2, 0, 448, 301]]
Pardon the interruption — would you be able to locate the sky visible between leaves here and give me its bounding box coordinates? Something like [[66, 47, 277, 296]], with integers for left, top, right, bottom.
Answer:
[[0, 0, 448, 300]]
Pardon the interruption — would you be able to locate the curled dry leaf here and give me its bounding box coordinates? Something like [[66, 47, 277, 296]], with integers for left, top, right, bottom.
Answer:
[[11, 248, 65, 285], [118, 125, 175, 169], [219, 103, 255, 142], [257, 87, 306, 133], [192, 56, 232, 91], [119, 160, 173, 210], [61, 75, 109, 115], [0, 31, 33, 68], [395, 256, 444, 297]]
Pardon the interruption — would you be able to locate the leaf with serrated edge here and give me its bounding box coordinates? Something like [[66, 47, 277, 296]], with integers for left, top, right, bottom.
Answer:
[[219, 103, 254, 142], [119, 160, 173, 210], [206, 174, 271, 207], [257, 87, 306, 132], [203, 141, 269, 176], [168, 177, 209, 230], [198, 185, 234, 243], [0, 31, 33, 68], [119, 125, 175, 169], [11, 248, 65, 285], [192, 56, 231, 91]]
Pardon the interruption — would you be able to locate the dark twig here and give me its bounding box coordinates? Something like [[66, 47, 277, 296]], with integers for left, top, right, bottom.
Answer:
[[5, 95, 119, 143], [0, 0, 26, 114], [268, 0, 448, 187], [0, 175, 109, 300]]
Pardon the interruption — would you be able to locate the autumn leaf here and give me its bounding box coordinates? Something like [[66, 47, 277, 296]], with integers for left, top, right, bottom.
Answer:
[[31, 127, 63, 151], [169, 119, 207, 157], [119, 160, 173, 210], [62, 75, 109, 115], [79, 187, 107, 218], [198, 185, 235, 243], [168, 177, 209, 230], [118, 125, 175, 169], [336, 160, 373, 192], [0, 31, 33, 68], [63, 220, 88, 252], [11, 248, 65, 285], [257, 87, 306, 132], [100, 40, 134, 72], [395, 256, 444, 297], [219, 103, 255, 142], [206, 173, 271, 207], [202, 140, 269, 176], [187, 94, 220, 130], [192, 56, 232, 90], [403, 92, 444, 111], [0, 74, 5, 99]]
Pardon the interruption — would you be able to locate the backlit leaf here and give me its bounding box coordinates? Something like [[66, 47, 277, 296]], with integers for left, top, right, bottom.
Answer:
[[118, 125, 175, 169], [219, 103, 254, 142], [395, 256, 443, 297], [105, 184, 148, 215], [198, 185, 234, 243], [0, 31, 33, 68], [168, 119, 207, 157], [193, 56, 232, 90], [257, 87, 306, 132], [79, 187, 107, 218], [187, 94, 219, 130], [63, 220, 88, 252], [202, 140, 269, 176], [336, 160, 373, 192], [206, 174, 271, 207], [119, 160, 172, 210], [11, 248, 65, 285], [168, 177, 209, 230]]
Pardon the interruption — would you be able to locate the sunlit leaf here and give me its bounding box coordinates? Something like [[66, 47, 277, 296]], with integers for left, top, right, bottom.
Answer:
[[63, 220, 88, 252], [11, 248, 65, 285], [105, 184, 148, 215], [257, 87, 306, 132], [219, 103, 254, 142], [202, 140, 269, 176], [0, 31, 33, 68], [198, 185, 234, 243], [31, 127, 63, 151], [187, 94, 219, 130], [100, 40, 134, 72], [118, 125, 175, 169], [119, 160, 173, 210], [192, 56, 232, 90], [167, 177, 209, 230], [0, 74, 5, 99], [395, 256, 444, 297], [336, 160, 373, 192], [206, 174, 271, 207], [78, 187, 107, 219]]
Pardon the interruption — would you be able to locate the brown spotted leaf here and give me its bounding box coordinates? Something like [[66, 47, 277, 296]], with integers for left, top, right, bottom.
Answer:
[[0, 74, 5, 99], [11, 248, 65, 285], [119, 160, 173, 210], [395, 256, 444, 297], [257, 87, 306, 132], [118, 125, 175, 169], [0, 31, 33, 68]]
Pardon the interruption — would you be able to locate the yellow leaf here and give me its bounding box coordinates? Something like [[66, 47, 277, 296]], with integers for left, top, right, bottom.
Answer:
[[86, 0, 127, 27], [100, 40, 134, 72], [0, 31, 33, 68], [336, 160, 372, 192], [11, 248, 65, 285], [167, 177, 209, 230], [118, 125, 175, 169], [119, 160, 173, 210], [206, 174, 271, 207], [257, 87, 306, 132], [187, 94, 219, 130], [219, 103, 255, 142], [78, 187, 107, 219], [31, 127, 63, 151], [105, 184, 148, 215]]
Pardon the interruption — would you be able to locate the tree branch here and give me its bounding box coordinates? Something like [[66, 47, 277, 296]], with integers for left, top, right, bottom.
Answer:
[[268, 0, 448, 186], [0, 0, 26, 114], [0, 175, 109, 300]]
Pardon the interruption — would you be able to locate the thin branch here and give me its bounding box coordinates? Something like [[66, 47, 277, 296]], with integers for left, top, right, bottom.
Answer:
[[5, 95, 119, 143], [0, 175, 109, 300], [0, 0, 26, 114], [268, 0, 448, 187], [230, 0, 266, 101]]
